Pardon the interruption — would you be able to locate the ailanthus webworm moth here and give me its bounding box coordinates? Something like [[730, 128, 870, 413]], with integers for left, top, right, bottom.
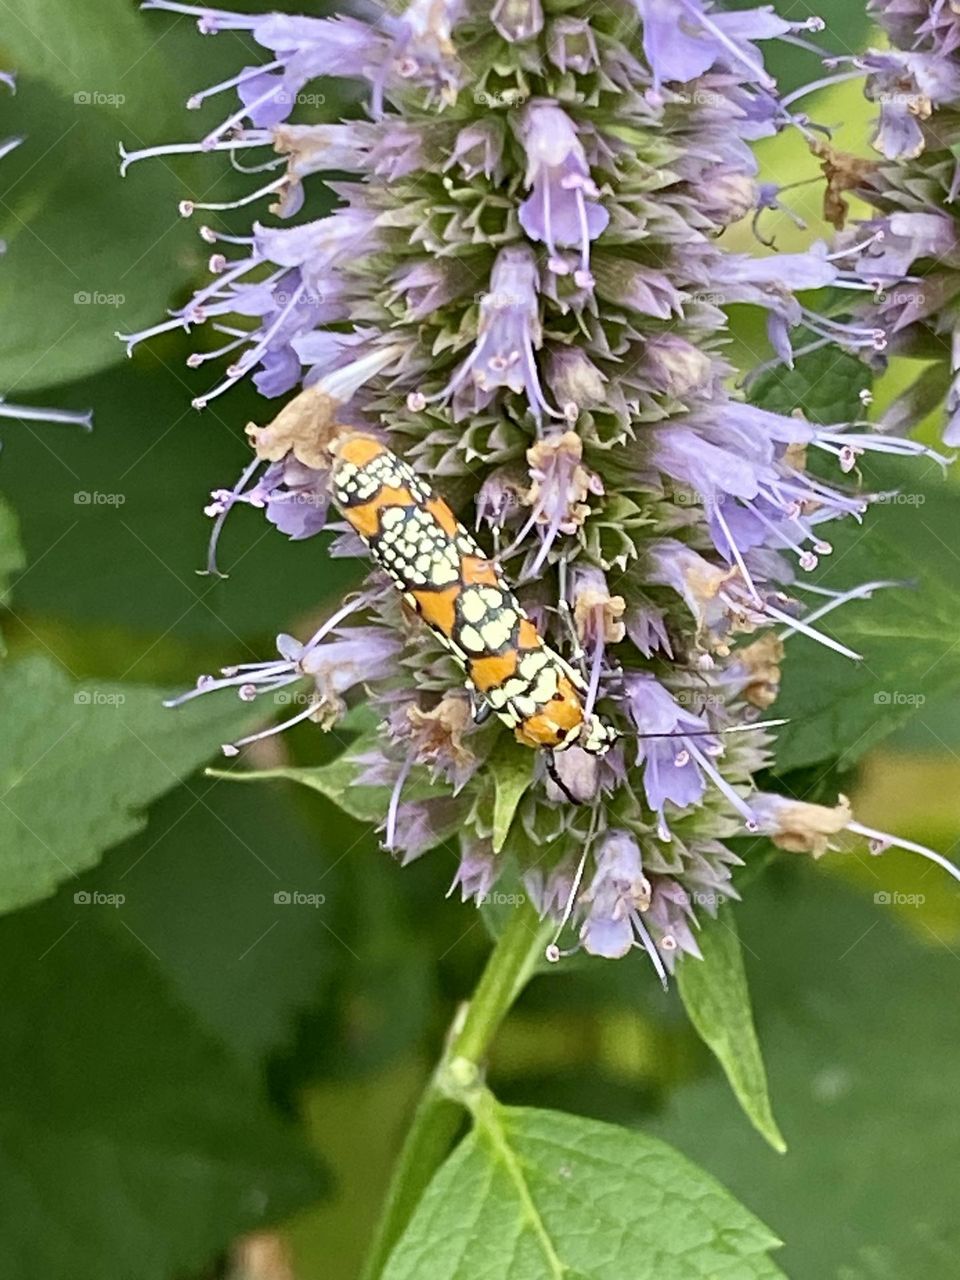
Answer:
[[330, 432, 618, 758]]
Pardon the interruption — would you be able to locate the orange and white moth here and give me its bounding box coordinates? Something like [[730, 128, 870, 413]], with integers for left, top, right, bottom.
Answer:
[[330, 433, 617, 756]]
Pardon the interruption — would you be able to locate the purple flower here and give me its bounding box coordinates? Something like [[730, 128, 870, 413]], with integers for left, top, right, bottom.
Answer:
[[138, 0, 960, 979], [593, 258, 683, 319], [118, 212, 376, 408], [390, 259, 473, 323], [387, 694, 479, 792], [520, 432, 604, 575], [645, 538, 743, 650], [627, 671, 762, 835], [386, 796, 464, 863], [447, 836, 498, 903], [255, 457, 331, 541], [702, 244, 840, 367], [491, 0, 542, 43], [515, 101, 608, 286], [624, 673, 709, 825], [640, 334, 714, 397], [861, 49, 960, 159], [625, 603, 673, 659], [524, 862, 576, 919], [579, 829, 652, 961], [410, 244, 563, 421], [634, 0, 796, 93], [643, 878, 702, 971], [445, 119, 505, 182], [547, 18, 599, 75], [166, 615, 402, 754], [869, 0, 960, 58], [143, 0, 462, 132]]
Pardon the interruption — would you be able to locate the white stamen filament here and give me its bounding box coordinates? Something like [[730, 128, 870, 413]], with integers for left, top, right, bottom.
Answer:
[[384, 751, 416, 851], [186, 61, 283, 109], [203, 80, 287, 150], [181, 175, 288, 213], [119, 135, 268, 176], [778, 580, 902, 642], [713, 503, 762, 604], [0, 400, 92, 428], [222, 700, 320, 756], [848, 821, 960, 888], [763, 600, 862, 660]]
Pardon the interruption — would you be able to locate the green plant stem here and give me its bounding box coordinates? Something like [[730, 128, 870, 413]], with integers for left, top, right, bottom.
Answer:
[[360, 900, 552, 1280]]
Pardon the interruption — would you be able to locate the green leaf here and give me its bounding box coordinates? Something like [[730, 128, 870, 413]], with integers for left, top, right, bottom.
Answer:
[[750, 340, 871, 426], [0, 79, 201, 392], [677, 907, 786, 1153], [0, 879, 326, 1280], [0, 495, 25, 605], [0, 359, 360, 642], [3, 0, 184, 130], [0, 2, 259, 389], [383, 1101, 784, 1280], [648, 864, 960, 1280], [209, 707, 393, 824], [0, 654, 257, 914], [772, 463, 960, 773], [489, 739, 535, 854], [0, 495, 25, 653], [108, 776, 341, 1066]]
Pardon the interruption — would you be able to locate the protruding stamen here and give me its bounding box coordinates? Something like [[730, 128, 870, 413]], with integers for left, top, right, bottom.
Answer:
[[186, 60, 283, 109], [778, 580, 902, 642], [384, 752, 416, 851], [848, 821, 960, 888], [763, 599, 862, 660], [0, 399, 93, 429], [119, 134, 268, 176]]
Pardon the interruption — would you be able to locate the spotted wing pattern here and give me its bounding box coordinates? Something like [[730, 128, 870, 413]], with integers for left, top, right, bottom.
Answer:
[[330, 434, 616, 754]]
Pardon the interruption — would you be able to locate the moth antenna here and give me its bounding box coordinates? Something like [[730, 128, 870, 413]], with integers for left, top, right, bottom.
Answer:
[[635, 717, 789, 742]]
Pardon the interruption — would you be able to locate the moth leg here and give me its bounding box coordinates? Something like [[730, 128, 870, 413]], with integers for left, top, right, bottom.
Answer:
[[546, 751, 582, 805]]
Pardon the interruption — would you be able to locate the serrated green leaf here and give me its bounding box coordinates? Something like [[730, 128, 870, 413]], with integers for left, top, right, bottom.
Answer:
[[489, 739, 535, 854], [0, 654, 258, 914], [383, 1101, 784, 1280], [0, 2, 255, 390], [772, 463, 960, 773], [0, 880, 326, 1280], [677, 907, 786, 1153], [750, 340, 871, 426]]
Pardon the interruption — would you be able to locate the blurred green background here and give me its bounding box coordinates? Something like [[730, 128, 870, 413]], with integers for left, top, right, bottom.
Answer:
[[1, 3, 959, 1279]]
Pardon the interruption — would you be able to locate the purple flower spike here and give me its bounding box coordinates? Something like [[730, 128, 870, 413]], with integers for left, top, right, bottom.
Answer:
[[140, 0, 960, 980]]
